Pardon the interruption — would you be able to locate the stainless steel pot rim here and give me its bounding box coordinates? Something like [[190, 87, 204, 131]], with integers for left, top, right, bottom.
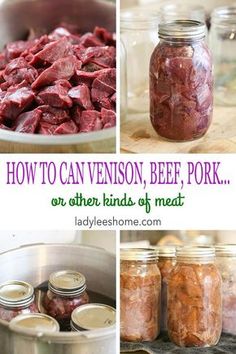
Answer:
[[5, 316, 116, 341], [0, 126, 115, 145], [0, 242, 115, 258]]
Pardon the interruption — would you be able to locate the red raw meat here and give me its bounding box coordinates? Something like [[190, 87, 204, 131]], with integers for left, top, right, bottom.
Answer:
[[0, 86, 34, 119], [68, 84, 93, 109], [31, 37, 72, 65], [32, 55, 77, 89], [54, 120, 78, 134], [37, 82, 72, 108], [79, 110, 102, 132], [14, 109, 41, 133], [0, 25, 116, 135]]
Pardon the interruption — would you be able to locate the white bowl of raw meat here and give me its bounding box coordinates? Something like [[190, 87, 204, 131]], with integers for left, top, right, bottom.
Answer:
[[0, 0, 116, 152]]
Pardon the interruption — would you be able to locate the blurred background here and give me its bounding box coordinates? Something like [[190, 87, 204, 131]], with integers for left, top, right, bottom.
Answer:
[[0, 230, 116, 254], [121, 0, 236, 11], [121, 230, 236, 247]]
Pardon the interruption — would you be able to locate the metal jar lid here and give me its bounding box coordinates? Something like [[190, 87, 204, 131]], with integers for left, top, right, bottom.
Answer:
[[156, 246, 176, 258], [0, 281, 34, 308], [215, 244, 236, 257], [120, 248, 158, 261], [9, 313, 59, 332], [71, 303, 116, 331], [49, 270, 86, 297], [177, 246, 215, 260], [159, 20, 206, 41]]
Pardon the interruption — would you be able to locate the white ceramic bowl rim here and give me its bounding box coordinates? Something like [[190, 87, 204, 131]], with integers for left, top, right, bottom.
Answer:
[[0, 127, 115, 145]]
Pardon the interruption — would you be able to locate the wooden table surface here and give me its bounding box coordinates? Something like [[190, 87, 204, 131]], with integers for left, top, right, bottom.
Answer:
[[121, 106, 236, 154]]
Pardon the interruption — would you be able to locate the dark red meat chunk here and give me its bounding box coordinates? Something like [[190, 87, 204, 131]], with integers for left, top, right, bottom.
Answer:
[[68, 84, 93, 109], [37, 82, 72, 108], [101, 108, 116, 128], [38, 121, 58, 135], [30, 37, 72, 65], [79, 33, 103, 47], [79, 110, 102, 132], [91, 68, 116, 103], [94, 27, 116, 46], [0, 86, 34, 119], [40, 105, 69, 125], [14, 109, 41, 133], [74, 70, 101, 87], [32, 55, 77, 89], [54, 120, 78, 134], [3, 57, 38, 87], [5, 40, 34, 60], [76, 46, 116, 68]]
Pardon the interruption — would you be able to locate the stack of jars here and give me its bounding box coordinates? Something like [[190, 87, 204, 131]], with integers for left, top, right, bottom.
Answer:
[[0, 270, 116, 334], [120, 245, 236, 348]]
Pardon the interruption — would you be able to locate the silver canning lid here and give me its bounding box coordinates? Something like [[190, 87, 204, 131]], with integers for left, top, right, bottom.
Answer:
[[71, 303, 116, 331], [156, 246, 176, 258], [211, 6, 236, 26], [0, 281, 34, 308], [215, 244, 236, 257], [49, 270, 86, 297], [9, 313, 59, 332], [120, 248, 158, 261], [177, 246, 215, 259], [159, 20, 206, 40]]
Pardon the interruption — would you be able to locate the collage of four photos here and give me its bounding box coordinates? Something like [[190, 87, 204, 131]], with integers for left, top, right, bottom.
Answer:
[[0, 0, 235, 353]]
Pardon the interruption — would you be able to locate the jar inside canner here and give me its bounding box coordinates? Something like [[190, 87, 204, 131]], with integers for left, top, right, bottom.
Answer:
[[0, 244, 116, 354]]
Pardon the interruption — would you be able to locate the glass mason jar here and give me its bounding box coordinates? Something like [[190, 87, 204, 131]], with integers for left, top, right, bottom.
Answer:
[[120, 248, 161, 342], [43, 270, 89, 330], [215, 244, 236, 335], [209, 7, 236, 106], [121, 10, 159, 113], [157, 246, 176, 331], [150, 20, 213, 141], [168, 246, 222, 347], [0, 281, 38, 322]]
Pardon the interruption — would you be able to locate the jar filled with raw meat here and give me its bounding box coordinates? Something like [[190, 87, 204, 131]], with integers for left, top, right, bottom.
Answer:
[[150, 20, 213, 141], [157, 246, 176, 331], [215, 244, 236, 335], [120, 248, 161, 342], [168, 246, 222, 347], [43, 270, 89, 330], [0, 281, 38, 322]]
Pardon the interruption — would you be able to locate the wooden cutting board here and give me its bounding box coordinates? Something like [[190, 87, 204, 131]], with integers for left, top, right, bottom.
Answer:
[[120, 106, 236, 153]]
